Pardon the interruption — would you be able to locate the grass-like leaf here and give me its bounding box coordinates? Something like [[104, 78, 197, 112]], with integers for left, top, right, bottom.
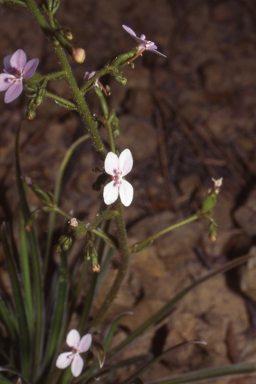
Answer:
[[146, 362, 256, 384], [15, 123, 43, 380], [1, 223, 31, 378], [108, 254, 251, 359], [42, 251, 68, 375]]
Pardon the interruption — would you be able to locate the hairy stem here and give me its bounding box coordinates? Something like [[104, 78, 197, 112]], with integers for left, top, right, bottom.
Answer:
[[90, 198, 130, 329]]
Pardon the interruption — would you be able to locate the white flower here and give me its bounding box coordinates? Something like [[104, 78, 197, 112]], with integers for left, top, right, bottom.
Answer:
[[103, 149, 133, 207], [56, 329, 92, 377]]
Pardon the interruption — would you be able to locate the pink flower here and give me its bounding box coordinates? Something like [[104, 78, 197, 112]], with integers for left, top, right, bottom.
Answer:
[[56, 329, 92, 377], [104, 149, 133, 207], [0, 49, 39, 103], [122, 25, 166, 58], [84, 71, 99, 86]]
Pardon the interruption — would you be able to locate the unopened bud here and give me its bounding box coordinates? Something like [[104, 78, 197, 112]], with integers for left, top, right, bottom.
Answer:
[[72, 47, 86, 63], [27, 110, 36, 120], [64, 30, 73, 40], [69, 218, 78, 228], [92, 264, 100, 273]]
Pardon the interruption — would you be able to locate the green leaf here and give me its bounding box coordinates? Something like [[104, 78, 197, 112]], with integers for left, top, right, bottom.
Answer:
[[0, 367, 32, 384], [0, 374, 16, 384], [108, 254, 252, 360], [42, 252, 68, 376], [1, 223, 31, 378], [19, 211, 33, 329], [15, 124, 43, 380], [44, 134, 90, 274], [104, 311, 133, 350], [0, 295, 17, 342], [122, 340, 207, 384], [146, 363, 256, 384], [92, 341, 105, 368]]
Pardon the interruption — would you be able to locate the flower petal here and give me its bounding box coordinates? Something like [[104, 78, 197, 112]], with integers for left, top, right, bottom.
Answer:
[[4, 81, 22, 103], [104, 151, 119, 176], [147, 48, 167, 58], [119, 180, 133, 207], [0, 73, 12, 91], [66, 329, 80, 349], [103, 181, 119, 205], [71, 354, 84, 377], [3, 54, 13, 73], [79, 333, 92, 353], [23, 58, 39, 79], [10, 49, 27, 71], [56, 352, 73, 369], [119, 149, 133, 176], [122, 25, 137, 37]]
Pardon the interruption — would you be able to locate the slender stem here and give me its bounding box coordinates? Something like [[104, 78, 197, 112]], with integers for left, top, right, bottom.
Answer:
[[44, 135, 90, 275], [45, 91, 77, 109], [48, 12, 55, 29], [43, 71, 65, 80], [25, 0, 107, 160], [94, 88, 115, 153], [90, 198, 130, 329], [129, 214, 198, 253]]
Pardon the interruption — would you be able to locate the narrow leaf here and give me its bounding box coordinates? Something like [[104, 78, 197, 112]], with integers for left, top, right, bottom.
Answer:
[[122, 340, 207, 384], [0, 295, 17, 342], [43, 251, 68, 374], [104, 311, 133, 350], [108, 255, 252, 359], [1, 223, 31, 377], [92, 341, 106, 368], [15, 124, 43, 379], [146, 363, 256, 384]]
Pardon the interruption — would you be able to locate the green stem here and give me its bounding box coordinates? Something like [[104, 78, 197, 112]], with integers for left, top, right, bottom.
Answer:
[[90, 198, 130, 329], [44, 134, 89, 275], [94, 87, 115, 152], [25, 0, 107, 160], [43, 71, 65, 80], [45, 91, 77, 109], [129, 214, 198, 253]]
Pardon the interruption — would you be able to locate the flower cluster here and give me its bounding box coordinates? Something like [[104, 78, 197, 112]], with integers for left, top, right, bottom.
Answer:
[[56, 329, 92, 377], [103, 149, 134, 207], [122, 25, 166, 58], [0, 49, 39, 103]]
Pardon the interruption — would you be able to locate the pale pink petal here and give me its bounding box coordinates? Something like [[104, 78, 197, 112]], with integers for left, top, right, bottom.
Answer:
[[56, 352, 73, 369], [119, 149, 133, 176], [10, 49, 27, 71], [71, 354, 84, 377], [122, 25, 137, 37], [79, 334, 92, 353], [3, 54, 13, 73], [103, 181, 119, 205], [104, 152, 119, 176], [4, 81, 22, 103], [84, 71, 96, 81], [119, 180, 133, 207], [66, 329, 80, 349], [23, 58, 39, 79], [131, 35, 147, 46], [147, 48, 167, 58], [0, 73, 12, 91]]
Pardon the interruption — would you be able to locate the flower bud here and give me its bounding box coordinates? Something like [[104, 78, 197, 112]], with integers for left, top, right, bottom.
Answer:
[[27, 110, 36, 120], [72, 47, 86, 63]]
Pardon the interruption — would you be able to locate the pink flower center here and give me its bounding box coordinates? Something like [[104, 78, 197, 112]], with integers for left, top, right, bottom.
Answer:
[[111, 171, 122, 186]]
